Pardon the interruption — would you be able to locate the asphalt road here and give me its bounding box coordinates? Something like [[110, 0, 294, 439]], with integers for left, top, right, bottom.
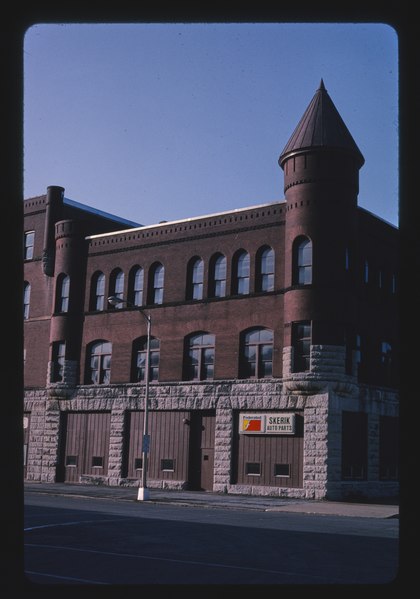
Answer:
[[23, 492, 399, 587]]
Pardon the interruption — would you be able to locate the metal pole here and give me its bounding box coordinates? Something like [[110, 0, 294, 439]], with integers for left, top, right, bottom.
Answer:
[[107, 296, 152, 502], [137, 313, 151, 501]]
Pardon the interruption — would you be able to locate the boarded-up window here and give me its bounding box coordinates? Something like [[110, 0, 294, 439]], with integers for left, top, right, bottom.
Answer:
[[379, 416, 399, 480], [124, 411, 190, 481], [341, 411, 368, 480], [232, 412, 303, 488], [60, 412, 111, 483]]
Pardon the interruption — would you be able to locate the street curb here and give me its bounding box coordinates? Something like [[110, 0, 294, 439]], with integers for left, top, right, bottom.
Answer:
[[24, 484, 399, 518]]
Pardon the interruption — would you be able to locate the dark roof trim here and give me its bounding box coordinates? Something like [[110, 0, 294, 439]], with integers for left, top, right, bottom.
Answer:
[[64, 197, 141, 228]]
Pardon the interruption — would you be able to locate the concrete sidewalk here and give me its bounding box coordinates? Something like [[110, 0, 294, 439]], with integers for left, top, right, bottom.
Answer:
[[24, 482, 399, 519]]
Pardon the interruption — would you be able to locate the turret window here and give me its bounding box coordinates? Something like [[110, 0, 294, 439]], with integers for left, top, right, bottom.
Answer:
[[293, 237, 312, 285], [56, 274, 70, 313], [292, 321, 311, 372], [51, 341, 66, 382]]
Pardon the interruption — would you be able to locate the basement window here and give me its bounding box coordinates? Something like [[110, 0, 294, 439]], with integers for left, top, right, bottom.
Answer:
[[245, 462, 261, 476], [92, 456, 103, 468], [161, 459, 175, 472], [66, 455, 77, 467], [134, 458, 143, 470], [274, 464, 291, 477]]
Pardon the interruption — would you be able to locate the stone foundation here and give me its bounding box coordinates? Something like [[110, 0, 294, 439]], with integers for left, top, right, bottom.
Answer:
[[23, 374, 398, 500]]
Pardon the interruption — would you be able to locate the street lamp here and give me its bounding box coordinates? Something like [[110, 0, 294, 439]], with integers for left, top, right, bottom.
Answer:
[[107, 295, 151, 501]]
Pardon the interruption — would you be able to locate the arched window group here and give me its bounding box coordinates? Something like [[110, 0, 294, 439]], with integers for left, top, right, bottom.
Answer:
[[87, 247, 276, 313], [188, 246, 275, 301], [84, 327, 275, 385], [89, 262, 164, 311]]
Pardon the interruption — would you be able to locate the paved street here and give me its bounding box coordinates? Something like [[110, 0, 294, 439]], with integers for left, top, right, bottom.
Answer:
[[22, 489, 399, 586]]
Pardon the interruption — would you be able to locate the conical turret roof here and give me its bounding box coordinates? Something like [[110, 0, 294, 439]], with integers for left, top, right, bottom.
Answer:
[[279, 80, 364, 168]]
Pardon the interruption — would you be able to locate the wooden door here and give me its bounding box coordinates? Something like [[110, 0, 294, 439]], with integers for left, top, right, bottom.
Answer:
[[200, 447, 214, 491], [188, 411, 215, 491]]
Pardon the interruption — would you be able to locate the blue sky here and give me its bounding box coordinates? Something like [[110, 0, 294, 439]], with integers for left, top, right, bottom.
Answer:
[[23, 22, 398, 227]]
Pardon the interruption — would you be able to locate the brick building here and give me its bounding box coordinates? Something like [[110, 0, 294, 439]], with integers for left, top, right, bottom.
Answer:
[[23, 81, 398, 500]]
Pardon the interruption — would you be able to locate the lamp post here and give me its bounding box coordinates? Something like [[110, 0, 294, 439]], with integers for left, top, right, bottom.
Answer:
[[107, 295, 151, 501]]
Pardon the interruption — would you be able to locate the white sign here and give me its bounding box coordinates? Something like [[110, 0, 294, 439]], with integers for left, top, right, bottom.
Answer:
[[239, 412, 296, 435]]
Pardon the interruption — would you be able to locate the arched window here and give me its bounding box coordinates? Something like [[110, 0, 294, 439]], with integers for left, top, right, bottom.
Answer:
[[132, 337, 160, 382], [90, 272, 105, 311], [184, 332, 215, 381], [187, 257, 204, 300], [240, 328, 273, 379], [233, 250, 250, 295], [256, 246, 274, 292], [128, 266, 144, 307], [109, 269, 124, 308], [86, 341, 112, 384], [293, 237, 312, 285], [209, 253, 226, 298], [51, 341, 66, 383], [56, 274, 70, 313], [24, 231, 35, 260], [149, 263, 164, 305], [23, 282, 31, 320]]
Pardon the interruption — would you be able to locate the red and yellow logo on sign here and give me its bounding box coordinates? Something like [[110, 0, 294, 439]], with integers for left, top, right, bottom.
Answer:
[[240, 415, 263, 433]]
